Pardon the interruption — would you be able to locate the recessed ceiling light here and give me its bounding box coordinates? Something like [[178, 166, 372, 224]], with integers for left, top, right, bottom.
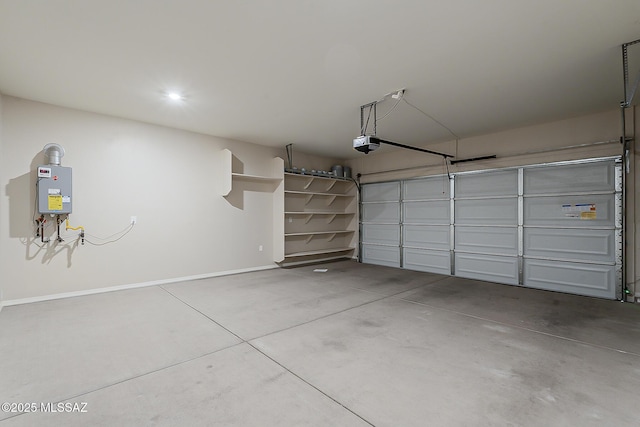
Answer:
[[167, 92, 183, 101]]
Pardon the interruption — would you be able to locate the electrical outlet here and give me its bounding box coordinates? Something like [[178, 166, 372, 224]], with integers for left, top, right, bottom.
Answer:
[[131, 216, 137, 225]]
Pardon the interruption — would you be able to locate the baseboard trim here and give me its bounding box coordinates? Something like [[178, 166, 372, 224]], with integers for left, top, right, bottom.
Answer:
[[2, 264, 279, 307]]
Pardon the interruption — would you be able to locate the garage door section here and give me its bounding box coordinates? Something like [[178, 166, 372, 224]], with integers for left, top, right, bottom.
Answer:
[[454, 170, 519, 285], [403, 176, 451, 275], [523, 161, 621, 299], [361, 182, 400, 267]]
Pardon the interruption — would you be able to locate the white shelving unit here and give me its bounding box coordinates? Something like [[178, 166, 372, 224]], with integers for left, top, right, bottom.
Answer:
[[219, 149, 283, 197], [282, 172, 357, 265]]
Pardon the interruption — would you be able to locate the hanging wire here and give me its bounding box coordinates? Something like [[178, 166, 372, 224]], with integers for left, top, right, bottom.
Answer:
[[375, 96, 403, 124], [402, 98, 459, 140], [85, 224, 135, 246]]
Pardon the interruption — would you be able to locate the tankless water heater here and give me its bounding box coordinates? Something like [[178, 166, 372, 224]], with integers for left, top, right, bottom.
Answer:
[[37, 143, 72, 214], [37, 165, 72, 214]]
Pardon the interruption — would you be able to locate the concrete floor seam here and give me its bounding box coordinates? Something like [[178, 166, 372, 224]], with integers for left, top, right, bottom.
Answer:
[[247, 342, 377, 427], [159, 284, 379, 425], [159, 284, 246, 342], [246, 285, 420, 342], [158, 274, 450, 344], [349, 276, 452, 298], [397, 297, 640, 358]]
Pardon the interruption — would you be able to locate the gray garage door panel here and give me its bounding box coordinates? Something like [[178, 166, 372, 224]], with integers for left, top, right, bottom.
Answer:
[[404, 248, 451, 275], [524, 162, 615, 194], [455, 253, 519, 285], [404, 200, 450, 225], [452, 169, 519, 285], [361, 224, 399, 246], [524, 258, 615, 299], [361, 181, 401, 267], [521, 160, 620, 299], [455, 226, 518, 256], [455, 198, 518, 225], [456, 169, 518, 197], [362, 182, 400, 202], [362, 202, 400, 223], [404, 225, 449, 250], [524, 228, 615, 263], [404, 178, 449, 200], [524, 194, 614, 227], [362, 244, 400, 267]]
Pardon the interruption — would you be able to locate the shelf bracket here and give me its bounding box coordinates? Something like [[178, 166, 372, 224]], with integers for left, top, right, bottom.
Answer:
[[326, 181, 337, 192], [304, 214, 313, 224], [305, 194, 314, 205], [305, 234, 315, 244], [327, 233, 337, 242], [326, 214, 337, 224], [303, 177, 314, 190], [326, 195, 337, 206]]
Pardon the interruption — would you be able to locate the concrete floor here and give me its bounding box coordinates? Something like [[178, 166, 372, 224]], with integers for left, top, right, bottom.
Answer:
[[1, 260, 639, 426]]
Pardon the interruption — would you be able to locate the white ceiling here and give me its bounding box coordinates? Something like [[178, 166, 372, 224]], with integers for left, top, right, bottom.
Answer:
[[1, 1, 639, 159]]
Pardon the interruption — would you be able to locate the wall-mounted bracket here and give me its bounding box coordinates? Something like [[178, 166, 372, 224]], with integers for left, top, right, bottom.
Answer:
[[622, 39, 640, 108]]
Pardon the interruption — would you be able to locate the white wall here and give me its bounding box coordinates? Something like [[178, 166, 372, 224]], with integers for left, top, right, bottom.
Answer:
[[0, 96, 338, 303], [347, 108, 639, 300]]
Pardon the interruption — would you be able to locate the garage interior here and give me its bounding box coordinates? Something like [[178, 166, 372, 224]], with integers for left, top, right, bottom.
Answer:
[[1, 1, 640, 426]]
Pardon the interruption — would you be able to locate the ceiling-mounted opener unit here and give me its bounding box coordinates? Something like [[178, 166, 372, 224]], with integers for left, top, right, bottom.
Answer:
[[353, 134, 455, 158], [353, 93, 453, 159], [36, 144, 84, 244]]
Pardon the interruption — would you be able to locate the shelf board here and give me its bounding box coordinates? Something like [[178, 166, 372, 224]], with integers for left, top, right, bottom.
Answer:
[[286, 230, 354, 243], [285, 230, 354, 237], [284, 247, 355, 258], [285, 190, 353, 197], [286, 190, 354, 206], [285, 172, 352, 182], [285, 211, 355, 224], [285, 211, 354, 215], [232, 173, 282, 183]]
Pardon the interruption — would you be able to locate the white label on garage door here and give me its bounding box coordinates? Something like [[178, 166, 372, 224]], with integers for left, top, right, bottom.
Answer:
[[561, 203, 596, 219]]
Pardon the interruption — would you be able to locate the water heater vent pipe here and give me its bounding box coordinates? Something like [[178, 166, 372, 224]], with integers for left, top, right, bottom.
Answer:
[[43, 143, 65, 166]]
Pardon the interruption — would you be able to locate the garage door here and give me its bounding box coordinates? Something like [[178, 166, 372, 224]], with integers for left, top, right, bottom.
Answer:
[[360, 157, 622, 299]]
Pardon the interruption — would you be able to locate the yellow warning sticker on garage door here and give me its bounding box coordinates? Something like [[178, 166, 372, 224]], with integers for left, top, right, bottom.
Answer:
[[580, 211, 596, 220], [562, 203, 596, 219]]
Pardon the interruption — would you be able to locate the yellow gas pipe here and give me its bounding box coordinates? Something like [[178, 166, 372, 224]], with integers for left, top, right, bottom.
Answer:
[[65, 218, 85, 245]]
